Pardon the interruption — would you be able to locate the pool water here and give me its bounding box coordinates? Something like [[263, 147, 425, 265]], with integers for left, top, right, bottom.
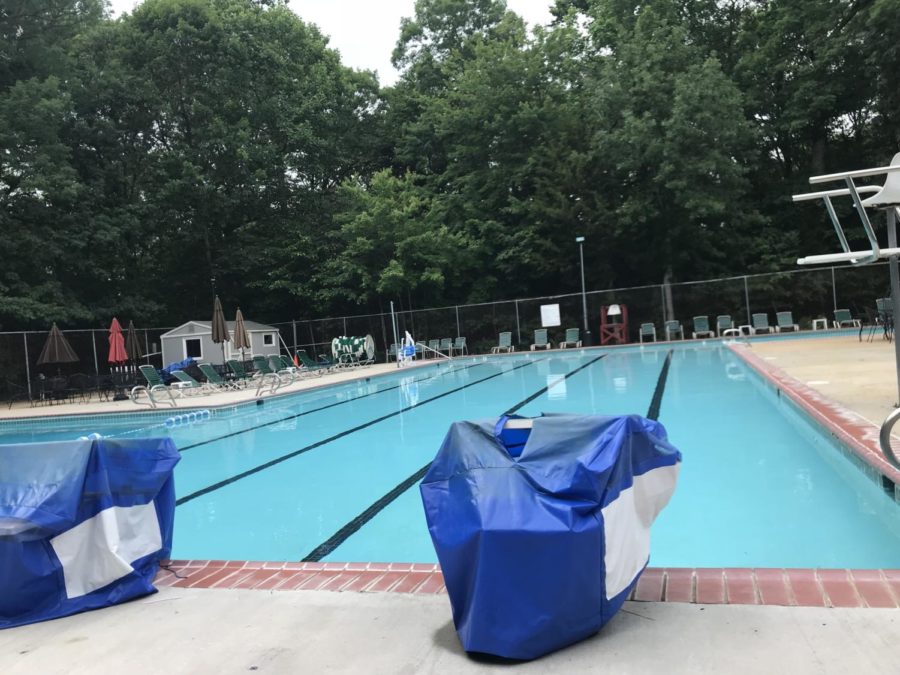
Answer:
[[5, 345, 900, 568]]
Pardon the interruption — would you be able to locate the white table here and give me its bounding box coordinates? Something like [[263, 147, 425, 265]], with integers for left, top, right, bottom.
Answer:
[[812, 318, 828, 331], [738, 325, 755, 336]]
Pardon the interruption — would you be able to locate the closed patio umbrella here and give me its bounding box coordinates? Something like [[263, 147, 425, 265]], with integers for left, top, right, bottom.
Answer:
[[108, 318, 128, 400], [37, 323, 79, 367], [108, 318, 127, 365], [125, 320, 143, 362], [233, 308, 250, 362], [211, 295, 230, 363]]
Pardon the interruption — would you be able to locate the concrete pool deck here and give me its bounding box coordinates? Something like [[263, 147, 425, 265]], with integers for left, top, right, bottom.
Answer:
[[2, 587, 898, 674]]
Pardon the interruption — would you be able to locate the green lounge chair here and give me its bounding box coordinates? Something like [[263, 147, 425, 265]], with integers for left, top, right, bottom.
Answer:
[[716, 315, 733, 336], [132, 365, 177, 407], [227, 359, 254, 386], [453, 337, 468, 355], [639, 323, 656, 343], [692, 316, 714, 339], [775, 311, 799, 332], [296, 350, 329, 375], [170, 370, 208, 395], [530, 329, 551, 351], [268, 355, 297, 380], [198, 363, 237, 390], [833, 308, 860, 328], [665, 320, 683, 340], [559, 328, 581, 348], [492, 332, 514, 353], [752, 313, 772, 334]]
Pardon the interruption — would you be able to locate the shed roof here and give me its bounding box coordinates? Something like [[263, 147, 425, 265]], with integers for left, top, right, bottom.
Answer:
[[161, 320, 279, 339]]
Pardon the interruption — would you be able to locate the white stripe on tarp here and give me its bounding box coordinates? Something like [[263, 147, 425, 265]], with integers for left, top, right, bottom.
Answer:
[[602, 463, 680, 600], [50, 502, 162, 599]]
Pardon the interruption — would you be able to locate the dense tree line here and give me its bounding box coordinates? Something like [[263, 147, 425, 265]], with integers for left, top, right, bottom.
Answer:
[[0, 0, 896, 329]]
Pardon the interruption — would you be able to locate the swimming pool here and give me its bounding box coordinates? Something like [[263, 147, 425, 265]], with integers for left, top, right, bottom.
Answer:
[[5, 344, 900, 568]]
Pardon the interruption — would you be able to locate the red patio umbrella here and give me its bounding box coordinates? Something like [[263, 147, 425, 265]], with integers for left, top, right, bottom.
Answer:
[[108, 318, 127, 364]]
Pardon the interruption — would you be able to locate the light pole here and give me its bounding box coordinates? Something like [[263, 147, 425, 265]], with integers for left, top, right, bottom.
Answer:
[[576, 236, 592, 345]]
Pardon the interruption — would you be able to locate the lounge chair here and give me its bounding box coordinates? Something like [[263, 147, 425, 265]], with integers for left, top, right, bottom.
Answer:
[[453, 337, 468, 355], [833, 308, 861, 328], [559, 328, 581, 348], [269, 355, 298, 379], [198, 363, 239, 390], [170, 370, 209, 395], [296, 350, 330, 375], [492, 332, 514, 353], [227, 359, 254, 386], [132, 365, 178, 406], [254, 355, 292, 382], [775, 311, 799, 333], [752, 313, 772, 334], [692, 316, 714, 339], [716, 315, 733, 336], [387, 343, 399, 361], [427, 339, 440, 358], [439, 338, 454, 356], [530, 329, 551, 351], [665, 320, 683, 340], [639, 323, 656, 343]]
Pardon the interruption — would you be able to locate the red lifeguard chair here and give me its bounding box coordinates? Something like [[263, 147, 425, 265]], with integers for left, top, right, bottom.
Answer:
[[600, 304, 629, 345]]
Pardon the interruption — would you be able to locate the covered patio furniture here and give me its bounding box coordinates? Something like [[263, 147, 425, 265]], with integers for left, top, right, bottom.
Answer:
[[665, 320, 684, 340], [692, 316, 714, 339]]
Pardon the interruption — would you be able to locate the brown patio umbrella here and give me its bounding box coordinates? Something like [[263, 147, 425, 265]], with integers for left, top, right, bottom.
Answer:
[[233, 308, 250, 361], [125, 320, 143, 363], [37, 322, 79, 366], [211, 295, 230, 362]]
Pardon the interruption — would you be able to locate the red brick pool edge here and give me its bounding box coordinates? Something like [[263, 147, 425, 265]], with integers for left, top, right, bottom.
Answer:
[[153, 561, 900, 608]]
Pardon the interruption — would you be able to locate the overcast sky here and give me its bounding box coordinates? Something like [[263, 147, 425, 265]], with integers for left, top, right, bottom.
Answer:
[[107, 1, 555, 85]]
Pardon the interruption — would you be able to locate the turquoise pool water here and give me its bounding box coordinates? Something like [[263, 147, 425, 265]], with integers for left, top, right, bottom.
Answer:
[[5, 345, 900, 568]]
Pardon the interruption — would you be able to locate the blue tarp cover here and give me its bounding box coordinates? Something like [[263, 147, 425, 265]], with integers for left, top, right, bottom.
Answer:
[[0, 437, 180, 629], [421, 414, 681, 660]]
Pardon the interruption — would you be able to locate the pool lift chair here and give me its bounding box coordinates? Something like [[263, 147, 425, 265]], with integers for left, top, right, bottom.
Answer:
[[791, 152, 900, 470]]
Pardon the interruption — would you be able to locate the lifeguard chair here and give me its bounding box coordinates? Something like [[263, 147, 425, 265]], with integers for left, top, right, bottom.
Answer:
[[600, 304, 628, 345], [792, 152, 900, 468]]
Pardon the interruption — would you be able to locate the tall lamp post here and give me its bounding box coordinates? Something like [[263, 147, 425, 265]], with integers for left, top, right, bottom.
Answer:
[[576, 236, 592, 346]]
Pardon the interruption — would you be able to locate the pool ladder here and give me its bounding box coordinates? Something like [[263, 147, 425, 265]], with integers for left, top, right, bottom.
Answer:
[[879, 408, 900, 470]]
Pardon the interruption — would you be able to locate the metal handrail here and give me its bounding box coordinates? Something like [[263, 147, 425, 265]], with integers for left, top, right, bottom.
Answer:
[[809, 163, 900, 184], [879, 407, 900, 471], [416, 342, 451, 360]]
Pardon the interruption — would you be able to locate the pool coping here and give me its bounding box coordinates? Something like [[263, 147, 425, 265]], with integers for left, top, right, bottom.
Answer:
[[153, 560, 900, 608]]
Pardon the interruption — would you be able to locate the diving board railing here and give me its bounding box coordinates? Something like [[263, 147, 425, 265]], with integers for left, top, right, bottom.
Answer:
[[792, 152, 900, 471]]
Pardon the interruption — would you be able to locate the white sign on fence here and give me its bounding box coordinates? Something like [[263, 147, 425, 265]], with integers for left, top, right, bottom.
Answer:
[[540, 303, 561, 327]]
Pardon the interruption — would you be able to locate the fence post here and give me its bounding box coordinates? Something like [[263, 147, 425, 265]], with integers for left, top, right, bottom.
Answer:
[[292, 320, 298, 355], [23, 333, 31, 400], [92, 330, 99, 375], [342, 317, 347, 336], [831, 267, 838, 311], [743, 276, 751, 324], [659, 285, 666, 325], [455, 306, 460, 338], [515, 300, 521, 345]]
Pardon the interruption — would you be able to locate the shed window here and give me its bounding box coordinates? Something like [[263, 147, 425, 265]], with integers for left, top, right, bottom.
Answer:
[[184, 338, 202, 359], [263, 333, 275, 346]]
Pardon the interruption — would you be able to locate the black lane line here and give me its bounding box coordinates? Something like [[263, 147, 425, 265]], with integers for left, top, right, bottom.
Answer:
[[646, 350, 673, 421], [302, 352, 608, 562], [178, 361, 488, 452], [503, 353, 607, 415], [176, 358, 543, 506]]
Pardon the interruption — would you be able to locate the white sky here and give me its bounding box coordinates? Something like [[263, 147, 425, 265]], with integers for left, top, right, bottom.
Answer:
[[107, 1, 555, 85]]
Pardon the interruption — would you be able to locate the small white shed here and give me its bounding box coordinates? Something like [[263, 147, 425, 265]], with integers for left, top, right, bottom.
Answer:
[[160, 320, 281, 367]]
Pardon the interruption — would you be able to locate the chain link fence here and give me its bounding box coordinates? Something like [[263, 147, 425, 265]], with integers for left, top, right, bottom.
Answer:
[[0, 263, 893, 404]]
